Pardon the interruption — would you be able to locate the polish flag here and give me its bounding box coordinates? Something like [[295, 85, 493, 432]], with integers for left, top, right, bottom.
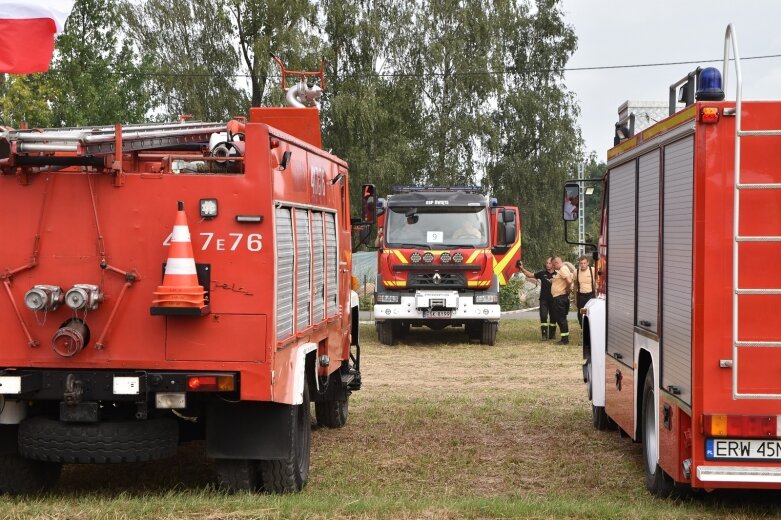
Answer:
[[0, 0, 75, 74]]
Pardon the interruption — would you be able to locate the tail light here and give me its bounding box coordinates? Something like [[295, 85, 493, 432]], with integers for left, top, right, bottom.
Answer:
[[703, 414, 779, 438], [187, 374, 235, 392]]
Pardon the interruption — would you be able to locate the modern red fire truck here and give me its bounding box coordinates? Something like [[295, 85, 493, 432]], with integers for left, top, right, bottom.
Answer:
[[0, 60, 363, 494], [570, 25, 781, 495], [373, 187, 520, 346]]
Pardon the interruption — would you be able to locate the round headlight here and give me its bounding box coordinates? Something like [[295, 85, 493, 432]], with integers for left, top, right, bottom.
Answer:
[[452, 252, 464, 264], [422, 252, 434, 264], [410, 252, 422, 263], [440, 252, 452, 263]]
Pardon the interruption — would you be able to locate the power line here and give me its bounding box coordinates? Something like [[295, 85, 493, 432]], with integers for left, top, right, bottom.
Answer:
[[45, 52, 781, 79]]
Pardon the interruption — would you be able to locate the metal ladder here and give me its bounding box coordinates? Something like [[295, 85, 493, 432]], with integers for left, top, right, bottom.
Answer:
[[726, 24, 781, 399]]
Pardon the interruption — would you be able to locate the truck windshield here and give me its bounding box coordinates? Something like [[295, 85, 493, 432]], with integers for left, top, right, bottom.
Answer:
[[385, 206, 488, 248]]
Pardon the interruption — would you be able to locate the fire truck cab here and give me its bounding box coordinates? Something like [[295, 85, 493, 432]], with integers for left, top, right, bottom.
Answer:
[[572, 25, 781, 496], [374, 187, 520, 346]]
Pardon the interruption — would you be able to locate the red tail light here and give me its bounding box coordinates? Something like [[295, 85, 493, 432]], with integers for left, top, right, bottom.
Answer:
[[186, 375, 234, 392], [703, 414, 778, 438]]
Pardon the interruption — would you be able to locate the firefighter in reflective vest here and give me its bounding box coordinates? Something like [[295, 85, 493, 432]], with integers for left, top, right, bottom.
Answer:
[[518, 258, 556, 340], [550, 256, 574, 345]]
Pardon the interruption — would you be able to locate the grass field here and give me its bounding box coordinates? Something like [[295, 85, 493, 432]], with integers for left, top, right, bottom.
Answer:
[[3, 321, 781, 519]]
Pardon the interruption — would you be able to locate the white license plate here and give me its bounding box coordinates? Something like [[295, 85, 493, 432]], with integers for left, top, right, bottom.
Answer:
[[113, 376, 140, 395], [424, 310, 451, 318], [706, 438, 781, 461], [0, 376, 21, 394]]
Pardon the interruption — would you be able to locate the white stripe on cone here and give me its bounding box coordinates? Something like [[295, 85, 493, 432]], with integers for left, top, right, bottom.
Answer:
[[164, 257, 198, 276], [171, 225, 191, 243]]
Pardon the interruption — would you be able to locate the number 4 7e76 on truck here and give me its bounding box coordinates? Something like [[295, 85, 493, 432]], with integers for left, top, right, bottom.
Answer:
[[570, 25, 781, 496], [0, 60, 363, 495]]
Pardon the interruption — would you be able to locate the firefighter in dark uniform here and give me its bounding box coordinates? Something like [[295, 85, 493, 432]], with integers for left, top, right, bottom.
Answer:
[[550, 256, 574, 345], [518, 257, 557, 340]]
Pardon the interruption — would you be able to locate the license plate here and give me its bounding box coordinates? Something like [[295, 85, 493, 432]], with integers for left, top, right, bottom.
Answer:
[[706, 438, 781, 461], [0, 376, 21, 394], [424, 310, 451, 318]]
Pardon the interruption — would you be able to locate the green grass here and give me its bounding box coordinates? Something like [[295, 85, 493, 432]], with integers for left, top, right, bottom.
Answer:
[[3, 321, 781, 519]]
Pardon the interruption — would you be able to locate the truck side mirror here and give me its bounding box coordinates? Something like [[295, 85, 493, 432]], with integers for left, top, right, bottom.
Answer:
[[504, 221, 517, 245], [502, 209, 515, 223], [361, 184, 376, 224], [563, 183, 579, 221]]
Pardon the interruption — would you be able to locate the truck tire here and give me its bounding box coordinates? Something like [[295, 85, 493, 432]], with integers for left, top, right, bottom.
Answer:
[[584, 355, 612, 431], [315, 396, 349, 428], [215, 459, 263, 493], [18, 416, 178, 464], [377, 321, 396, 346], [465, 321, 481, 341], [260, 384, 311, 493], [0, 452, 61, 495], [642, 367, 675, 497], [481, 321, 498, 346]]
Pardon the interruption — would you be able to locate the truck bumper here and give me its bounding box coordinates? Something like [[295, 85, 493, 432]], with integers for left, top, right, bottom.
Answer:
[[374, 292, 500, 321]]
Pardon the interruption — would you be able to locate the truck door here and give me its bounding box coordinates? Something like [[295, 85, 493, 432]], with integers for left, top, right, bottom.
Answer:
[[491, 206, 521, 286]]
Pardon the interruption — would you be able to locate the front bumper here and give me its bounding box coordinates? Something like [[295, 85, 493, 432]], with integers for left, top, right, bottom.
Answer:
[[374, 291, 500, 321]]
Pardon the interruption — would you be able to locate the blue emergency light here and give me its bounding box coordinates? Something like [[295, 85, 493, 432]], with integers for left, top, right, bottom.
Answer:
[[696, 67, 725, 101]]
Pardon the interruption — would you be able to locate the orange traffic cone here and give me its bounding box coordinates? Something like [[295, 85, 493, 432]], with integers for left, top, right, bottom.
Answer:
[[150, 201, 209, 316]]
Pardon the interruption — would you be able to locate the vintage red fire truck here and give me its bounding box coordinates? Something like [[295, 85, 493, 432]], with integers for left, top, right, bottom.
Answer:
[[571, 25, 781, 495], [0, 61, 363, 494], [373, 187, 520, 346]]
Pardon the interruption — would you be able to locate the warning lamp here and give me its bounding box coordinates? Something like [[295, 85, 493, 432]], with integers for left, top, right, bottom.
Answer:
[[186, 374, 235, 392], [700, 107, 720, 124], [440, 252, 452, 263], [422, 252, 434, 264], [199, 198, 218, 219], [24, 285, 63, 312], [696, 67, 725, 101], [410, 252, 422, 263], [703, 414, 778, 438], [452, 252, 464, 264]]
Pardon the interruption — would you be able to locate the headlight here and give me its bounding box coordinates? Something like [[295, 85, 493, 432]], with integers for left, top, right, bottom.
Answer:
[[422, 252, 434, 264], [376, 293, 400, 304], [475, 293, 498, 304], [452, 252, 464, 263], [410, 252, 422, 263], [440, 252, 452, 263]]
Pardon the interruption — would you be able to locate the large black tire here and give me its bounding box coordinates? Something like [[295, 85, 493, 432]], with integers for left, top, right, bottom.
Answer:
[[18, 417, 178, 464], [215, 459, 263, 493], [0, 452, 61, 495], [481, 321, 498, 346], [465, 321, 481, 341], [260, 384, 311, 493], [315, 397, 349, 428], [584, 355, 611, 431], [377, 321, 396, 346], [642, 367, 676, 497]]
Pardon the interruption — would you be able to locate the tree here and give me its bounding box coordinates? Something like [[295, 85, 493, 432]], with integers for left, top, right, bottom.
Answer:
[[124, 0, 247, 121], [0, 74, 56, 128], [483, 0, 582, 268], [50, 0, 151, 126]]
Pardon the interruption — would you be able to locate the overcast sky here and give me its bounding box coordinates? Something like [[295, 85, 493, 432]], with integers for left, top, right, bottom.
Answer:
[[560, 0, 781, 160]]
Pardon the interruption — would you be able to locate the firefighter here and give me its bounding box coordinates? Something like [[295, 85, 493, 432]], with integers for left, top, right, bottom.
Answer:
[[550, 256, 574, 345], [574, 255, 596, 327], [518, 258, 556, 340]]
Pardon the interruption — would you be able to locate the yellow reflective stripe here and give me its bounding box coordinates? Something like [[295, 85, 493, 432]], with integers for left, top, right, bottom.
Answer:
[[493, 240, 521, 276], [467, 281, 479, 287], [392, 249, 408, 264], [466, 250, 481, 264]]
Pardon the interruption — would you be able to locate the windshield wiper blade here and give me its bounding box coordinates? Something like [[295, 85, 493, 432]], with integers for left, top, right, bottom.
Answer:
[[439, 244, 475, 249], [390, 243, 430, 249]]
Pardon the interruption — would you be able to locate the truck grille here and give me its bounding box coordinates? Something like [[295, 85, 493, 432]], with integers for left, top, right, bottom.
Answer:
[[407, 272, 466, 289]]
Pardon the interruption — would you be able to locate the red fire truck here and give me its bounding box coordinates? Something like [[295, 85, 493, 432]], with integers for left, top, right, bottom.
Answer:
[[570, 25, 781, 495], [0, 61, 363, 494], [373, 187, 520, 346]]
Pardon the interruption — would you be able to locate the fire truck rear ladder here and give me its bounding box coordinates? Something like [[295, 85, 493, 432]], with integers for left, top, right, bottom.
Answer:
[[725, 24, 781, 400]]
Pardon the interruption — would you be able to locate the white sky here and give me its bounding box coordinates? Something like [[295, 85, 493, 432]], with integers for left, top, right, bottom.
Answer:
[[560, 0, 781, 160]]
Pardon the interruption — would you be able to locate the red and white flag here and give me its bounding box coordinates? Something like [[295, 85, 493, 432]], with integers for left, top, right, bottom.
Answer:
[[0, 0, 75, 74]]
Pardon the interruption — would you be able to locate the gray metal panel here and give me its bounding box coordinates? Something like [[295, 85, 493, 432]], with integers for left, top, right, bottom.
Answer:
[[325, 212, 338, 316], [312, 212, 325, 323], [607, 160, 637, 363], [295, 209, 311, 331], [662, 136, 694, 405], [636, 151, 660, 333], [275, 207, 295, 341]]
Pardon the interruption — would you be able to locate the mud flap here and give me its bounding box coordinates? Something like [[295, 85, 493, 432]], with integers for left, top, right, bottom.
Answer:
[[206, 400, 295, 461]]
